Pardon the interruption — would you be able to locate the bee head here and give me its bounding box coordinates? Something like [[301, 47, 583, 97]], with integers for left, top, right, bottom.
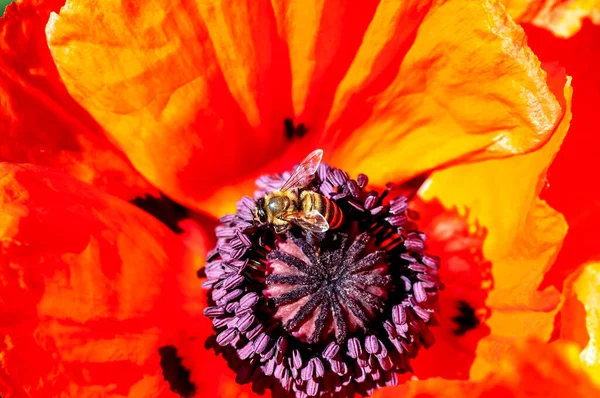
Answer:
[[254, 197, 268, 224]]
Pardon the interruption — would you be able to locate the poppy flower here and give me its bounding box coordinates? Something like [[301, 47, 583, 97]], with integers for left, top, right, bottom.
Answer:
[[0, 0, 598, 397]]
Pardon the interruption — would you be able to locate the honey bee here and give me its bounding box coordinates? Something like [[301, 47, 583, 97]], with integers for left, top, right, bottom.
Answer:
[[254, 149, 344, 234]]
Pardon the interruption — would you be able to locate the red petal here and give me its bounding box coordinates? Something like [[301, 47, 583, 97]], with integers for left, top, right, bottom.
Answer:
[[375, 340, 600, 398], [0, 163, 191, 397], [409, 198, 492, 381], [0, 0, 155, 200], [524, 22, 600, 292]]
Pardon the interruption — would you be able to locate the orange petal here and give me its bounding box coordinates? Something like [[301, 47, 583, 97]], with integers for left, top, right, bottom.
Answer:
[[322, 0, 565, 188], [46, 0, 297, 211], [374, 340, 600, 398], [522, 23, 600, 291], [504, 0, 600, 38], [0, 0, 155, 201], [0, 163, 194, 397], [560, 263, 600, 385], [419, 66, 572, 379]]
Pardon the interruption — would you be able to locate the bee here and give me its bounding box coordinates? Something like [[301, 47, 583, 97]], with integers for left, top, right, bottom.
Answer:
[[254, 149, 344, 234]]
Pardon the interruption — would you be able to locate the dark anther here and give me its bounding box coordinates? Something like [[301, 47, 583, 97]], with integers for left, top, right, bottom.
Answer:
[[131, 193, 189, 233], [158, 345, 196, 397], [284, 118, 308, 140], [452, 300, 480, 336]]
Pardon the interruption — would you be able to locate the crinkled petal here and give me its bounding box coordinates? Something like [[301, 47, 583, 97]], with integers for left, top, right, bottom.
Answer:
[[560, 263, 600, 385], [46, 0, 295, 211], [522, 22, 600, 291], [419, 66, 572, 379], [0, 0, 155, 200], [504, 0, 600, 38], [374, 340, 600, 398], [47, 0, 566, 217], [0, 163, 193, 397], [322, 0, 565, 188]]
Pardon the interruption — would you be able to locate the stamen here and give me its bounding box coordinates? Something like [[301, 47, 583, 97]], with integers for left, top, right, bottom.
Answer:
[[201, 158, 442, 397]]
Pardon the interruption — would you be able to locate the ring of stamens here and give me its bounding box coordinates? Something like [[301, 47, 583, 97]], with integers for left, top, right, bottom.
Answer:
[[202, 162, 442, 398]]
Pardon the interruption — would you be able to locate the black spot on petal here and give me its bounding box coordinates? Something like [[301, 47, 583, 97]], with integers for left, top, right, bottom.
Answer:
[[284, 118, 308, 140], [131, 193, 189, 233], [158, 345, 196, 397], [452, 300, 480, 336]]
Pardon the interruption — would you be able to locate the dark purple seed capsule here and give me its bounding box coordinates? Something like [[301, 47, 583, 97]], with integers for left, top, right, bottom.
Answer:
[[357, 173, 368, 188]]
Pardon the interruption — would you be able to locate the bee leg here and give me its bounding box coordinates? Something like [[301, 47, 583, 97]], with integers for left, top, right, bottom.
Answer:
[[274, 224, 290, 235]]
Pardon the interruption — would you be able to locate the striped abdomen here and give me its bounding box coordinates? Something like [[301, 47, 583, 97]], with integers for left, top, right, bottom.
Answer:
[[300, 191, 344, 229]]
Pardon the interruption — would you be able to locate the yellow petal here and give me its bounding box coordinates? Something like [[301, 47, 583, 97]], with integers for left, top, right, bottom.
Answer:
[[504, 0, 600, 38], [562, 263, 600, 386], [420, 68, 572, 379], [322, 0, 565, 188]]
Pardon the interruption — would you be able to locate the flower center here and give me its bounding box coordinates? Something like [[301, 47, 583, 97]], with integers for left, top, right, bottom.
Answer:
[[201, 157, 443, 397], [265, 232, 390, 345]]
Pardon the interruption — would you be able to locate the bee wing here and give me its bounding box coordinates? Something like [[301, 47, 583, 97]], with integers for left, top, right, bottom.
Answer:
[[280, 149, 323, 192], [283, 209, 330, 233]]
